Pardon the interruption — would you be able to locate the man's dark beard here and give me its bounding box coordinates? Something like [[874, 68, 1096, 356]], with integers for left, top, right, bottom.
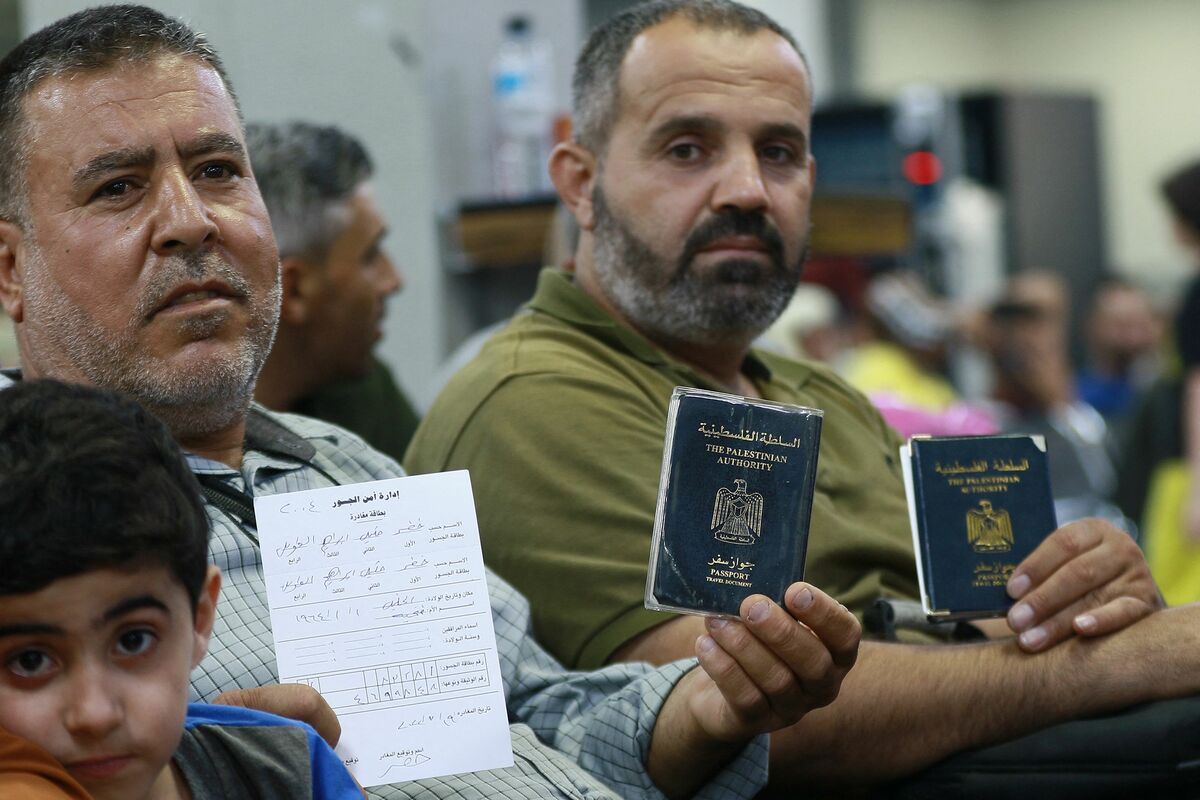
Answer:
[[675, 206, 787, 286], [591, 185, 808, 347]]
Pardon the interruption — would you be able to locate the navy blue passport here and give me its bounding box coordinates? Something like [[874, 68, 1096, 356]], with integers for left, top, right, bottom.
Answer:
[[901, 435, 1058, 620], [645, 387, 823, 617]]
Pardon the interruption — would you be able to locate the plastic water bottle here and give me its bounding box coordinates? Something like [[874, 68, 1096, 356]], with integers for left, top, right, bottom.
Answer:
[[491, 15, 554, 198]]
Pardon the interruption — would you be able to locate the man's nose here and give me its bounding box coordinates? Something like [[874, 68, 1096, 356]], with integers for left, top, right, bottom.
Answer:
[[378, 251, 403, 297], [63, 665, 123, 740], [711, 146, 770, 214], [150, 169, 219, 254]]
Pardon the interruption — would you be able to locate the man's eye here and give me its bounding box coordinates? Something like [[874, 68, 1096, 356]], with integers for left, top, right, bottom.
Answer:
[[668, 143, 703, 162], [761, 144, 799, 164], [198, 163, 236, 180], [97, 179, 133, 198], [115, 629, 157, 657], [7, 649, 54, 678]]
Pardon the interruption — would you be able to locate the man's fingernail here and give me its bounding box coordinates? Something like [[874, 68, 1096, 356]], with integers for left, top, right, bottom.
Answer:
[[793, 588, 814, 610], [1008, 573, 1031, 598], [698, 635, 716, 654], [1019, 626, 1047, 650], [707, 617, 728, 631], [1075, 614, 1097, 633], [748, 600, 769, 622], [1009, 603, 1034, 631]]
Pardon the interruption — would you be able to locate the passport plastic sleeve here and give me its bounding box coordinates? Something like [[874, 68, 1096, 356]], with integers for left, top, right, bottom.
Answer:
[[645, 386, 823, 618], [901, 434, 1057, 621]]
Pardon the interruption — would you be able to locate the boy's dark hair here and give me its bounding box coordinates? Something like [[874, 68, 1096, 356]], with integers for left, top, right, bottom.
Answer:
[[0, 379, 211, 606], [0, 4, 237, 226]]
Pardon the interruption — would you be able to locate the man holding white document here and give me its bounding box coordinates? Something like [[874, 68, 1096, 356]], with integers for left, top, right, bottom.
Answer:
[[0, 5, 860, 799]]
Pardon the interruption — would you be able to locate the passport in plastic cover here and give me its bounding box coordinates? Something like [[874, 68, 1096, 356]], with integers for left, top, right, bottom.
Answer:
[[645, 387, 823, 617], [901, 434, 1058, 620]]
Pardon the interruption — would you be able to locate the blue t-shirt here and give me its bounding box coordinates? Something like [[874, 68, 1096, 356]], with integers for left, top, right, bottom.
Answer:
[[176, 703, 360, 799]]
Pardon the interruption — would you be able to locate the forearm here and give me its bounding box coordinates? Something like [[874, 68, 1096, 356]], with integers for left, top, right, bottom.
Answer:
[[646, 669, 760, 799], [769, 605, 1200, 788]]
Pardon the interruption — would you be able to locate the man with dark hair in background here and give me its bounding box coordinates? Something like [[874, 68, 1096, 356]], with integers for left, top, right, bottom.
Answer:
[[1116, 161, 1200, 606], [0, 5, 863, 799], [1161, 161, 1200, 541], [407, 0, 1200, 792], [1076, 276, 1163, 422], [247, 121, 419, 463]]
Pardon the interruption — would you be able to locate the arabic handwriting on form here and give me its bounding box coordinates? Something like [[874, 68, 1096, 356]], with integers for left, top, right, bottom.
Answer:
[[274, 536, 312, 558], [280, 500, 319, 515]]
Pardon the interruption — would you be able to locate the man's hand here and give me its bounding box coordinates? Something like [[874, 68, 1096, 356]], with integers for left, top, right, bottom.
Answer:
[[647, 582, 859, 797], [213, 683, 342, 748], [1005, 518, 1163, 652], [688, 583, 860, 741]]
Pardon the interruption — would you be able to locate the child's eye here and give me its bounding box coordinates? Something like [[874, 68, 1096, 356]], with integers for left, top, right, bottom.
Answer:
[[7, 649, 55, 679], [115, 629, 157, 657]]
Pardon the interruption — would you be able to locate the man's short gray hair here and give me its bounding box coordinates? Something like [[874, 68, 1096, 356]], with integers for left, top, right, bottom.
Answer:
[[572, 0, 810, 155], [0, 4, 238, 227], [245, 121, 374, 264]]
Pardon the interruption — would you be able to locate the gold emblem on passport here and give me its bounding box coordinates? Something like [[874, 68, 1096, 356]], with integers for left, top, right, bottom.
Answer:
[[711, 478, 764, 545], [966, 499, 1014, 553]]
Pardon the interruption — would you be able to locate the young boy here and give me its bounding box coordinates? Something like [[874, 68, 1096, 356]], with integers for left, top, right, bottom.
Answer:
[[0, 379, 363, 800]]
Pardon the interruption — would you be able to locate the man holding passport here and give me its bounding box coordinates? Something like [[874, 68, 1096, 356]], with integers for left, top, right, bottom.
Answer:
[[406, 0, 1200, 792]]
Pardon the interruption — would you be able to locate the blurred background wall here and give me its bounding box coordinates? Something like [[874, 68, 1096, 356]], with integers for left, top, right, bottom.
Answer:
[[853, 0, 1200, 291]]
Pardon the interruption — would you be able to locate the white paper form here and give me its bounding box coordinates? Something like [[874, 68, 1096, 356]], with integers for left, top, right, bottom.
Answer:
[[253, 470, 513, 787]]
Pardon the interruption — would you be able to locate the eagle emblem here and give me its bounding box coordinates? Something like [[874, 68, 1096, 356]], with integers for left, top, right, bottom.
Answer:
[[711, 478, 764, 545], [966, 499, 1014, 553]]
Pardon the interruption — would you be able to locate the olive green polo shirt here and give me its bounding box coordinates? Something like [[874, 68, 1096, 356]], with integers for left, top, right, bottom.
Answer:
[[406, 269, 921, 669]]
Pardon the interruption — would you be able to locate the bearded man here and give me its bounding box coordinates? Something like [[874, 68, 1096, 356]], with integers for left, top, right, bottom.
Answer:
[[406, 0, 1200, 793]]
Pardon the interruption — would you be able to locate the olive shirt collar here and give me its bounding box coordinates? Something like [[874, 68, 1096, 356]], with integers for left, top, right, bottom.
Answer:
[[524, 268, 815, 396]]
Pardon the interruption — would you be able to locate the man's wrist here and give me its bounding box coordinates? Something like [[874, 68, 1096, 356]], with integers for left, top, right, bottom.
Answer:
[[648, 668, 752, 798]]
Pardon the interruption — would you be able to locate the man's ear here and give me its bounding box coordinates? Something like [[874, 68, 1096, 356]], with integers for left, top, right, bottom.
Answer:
[[549, 141, 599, 231], [0, 220, 26, 323], [191, 565, 222, 669], [279, 255, 317, 325]]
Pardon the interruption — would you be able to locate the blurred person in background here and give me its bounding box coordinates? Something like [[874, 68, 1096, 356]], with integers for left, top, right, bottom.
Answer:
[[839, 269, 996, 438], [1163, 161, 1200, 542], [757, 282, 853, 364], [1117, 160, 1200, 603], [247, 122, 418, 463], [1076, 275, 1164, 425], [984, 270, 1126, 528]]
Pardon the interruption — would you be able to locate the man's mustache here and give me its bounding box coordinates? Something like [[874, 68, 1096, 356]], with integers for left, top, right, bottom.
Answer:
[[678, 210, 786, 273], [136, 252, 252, 319]]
